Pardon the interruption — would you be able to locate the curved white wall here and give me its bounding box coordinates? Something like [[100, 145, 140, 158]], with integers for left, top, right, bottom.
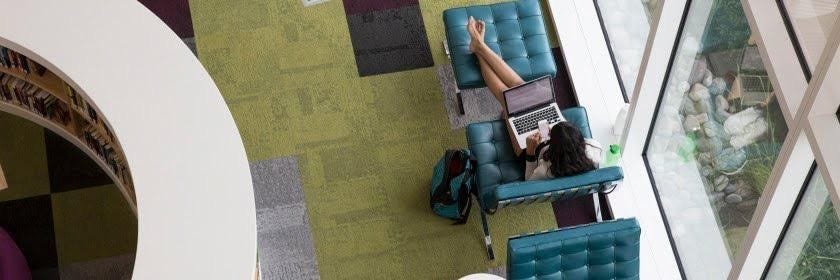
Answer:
[[0, 0, 257, 279]]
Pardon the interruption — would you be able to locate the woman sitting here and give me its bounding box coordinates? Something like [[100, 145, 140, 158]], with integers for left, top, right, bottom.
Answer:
[[466, 17, 602, 180], [523, 122, 602, 181]]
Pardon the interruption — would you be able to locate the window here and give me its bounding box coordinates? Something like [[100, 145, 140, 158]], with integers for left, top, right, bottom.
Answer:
[[643, 0, 789, 278], [764, 169, 840, 279], [595, 0, 656, 100], [778, 0, 840, 71]]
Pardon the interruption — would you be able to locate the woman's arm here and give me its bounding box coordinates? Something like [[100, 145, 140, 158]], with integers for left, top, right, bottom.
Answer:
[[524, 134, 546, 180]]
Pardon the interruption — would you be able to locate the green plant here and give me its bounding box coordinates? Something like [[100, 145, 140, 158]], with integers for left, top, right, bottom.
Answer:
[[787, 200, 840, 279], [736, 142, 780, 194]]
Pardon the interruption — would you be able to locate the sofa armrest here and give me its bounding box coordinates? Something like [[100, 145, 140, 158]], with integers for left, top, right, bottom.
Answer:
[[494, 166, 623, 209]]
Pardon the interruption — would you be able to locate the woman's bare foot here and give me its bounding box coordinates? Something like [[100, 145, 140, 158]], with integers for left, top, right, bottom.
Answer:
[[468, 17, 486, 54]]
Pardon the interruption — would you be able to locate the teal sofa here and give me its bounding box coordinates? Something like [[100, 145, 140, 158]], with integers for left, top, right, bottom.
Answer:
[[443, 0, 557, 89], [507, 218, 641, 280], [466, 107, 624, 259]]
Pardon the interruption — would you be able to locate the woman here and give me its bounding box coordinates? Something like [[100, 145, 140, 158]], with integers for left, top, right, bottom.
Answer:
[[523, 122, 602, 180], [467, 18, 601, 180]]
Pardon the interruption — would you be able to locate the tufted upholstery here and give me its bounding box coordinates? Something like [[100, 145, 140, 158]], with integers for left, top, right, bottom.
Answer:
[[507, 218, 641, 280], [443, 0, 557, 89], [466, 107, 620, 211]]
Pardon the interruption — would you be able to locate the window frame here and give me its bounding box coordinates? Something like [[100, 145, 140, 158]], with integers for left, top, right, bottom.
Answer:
[[760, 162, 818, 279], [638, 0, 693, 277], [774, 0, 814, 80], [592, 0, 633, 103]]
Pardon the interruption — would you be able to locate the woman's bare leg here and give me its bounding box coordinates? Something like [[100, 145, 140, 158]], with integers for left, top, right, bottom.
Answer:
[[469, 18, 524, 155], [477, 55, 507, 107], [468, 18, 525, 88]]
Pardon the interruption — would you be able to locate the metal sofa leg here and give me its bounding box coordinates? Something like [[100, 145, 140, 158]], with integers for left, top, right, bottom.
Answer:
[[479, 209, 495, 260], [593, 192, 603, 222]]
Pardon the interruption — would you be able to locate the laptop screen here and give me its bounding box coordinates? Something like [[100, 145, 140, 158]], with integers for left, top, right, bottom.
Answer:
[[504, 76, 554, 116]]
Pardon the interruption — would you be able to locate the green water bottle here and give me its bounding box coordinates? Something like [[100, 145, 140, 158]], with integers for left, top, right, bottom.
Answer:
[[604, 144, 622, 167]]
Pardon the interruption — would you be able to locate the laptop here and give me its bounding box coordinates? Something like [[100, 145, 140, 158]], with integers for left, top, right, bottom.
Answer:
[[504, 76, 565, 150]]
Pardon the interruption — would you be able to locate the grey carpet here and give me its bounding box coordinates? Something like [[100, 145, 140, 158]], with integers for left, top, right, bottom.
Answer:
[[251, 156, 320, 280], [59, 254, 134, 280], [436, 64, 503, 130]]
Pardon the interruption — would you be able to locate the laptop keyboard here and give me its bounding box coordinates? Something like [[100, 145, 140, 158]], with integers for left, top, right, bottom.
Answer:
[[512, 107, 560, 134]]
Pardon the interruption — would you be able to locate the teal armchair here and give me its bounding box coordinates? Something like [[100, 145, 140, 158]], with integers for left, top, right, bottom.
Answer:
[[466, 107, 624, 259]]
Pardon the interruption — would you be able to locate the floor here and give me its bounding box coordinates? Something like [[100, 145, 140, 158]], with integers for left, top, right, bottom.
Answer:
[[172, 0, 592, 278], [0, 112, 137, 280]]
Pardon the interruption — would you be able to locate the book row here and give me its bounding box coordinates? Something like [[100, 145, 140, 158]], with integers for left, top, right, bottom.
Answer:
[[82, 124, 126, 180], [66, 85, 115, 143], [0, 73, 71, 125], [0, 47, 47, 76]]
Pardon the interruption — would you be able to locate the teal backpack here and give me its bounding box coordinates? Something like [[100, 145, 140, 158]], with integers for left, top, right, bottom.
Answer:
[[430, 149, 476, 224]]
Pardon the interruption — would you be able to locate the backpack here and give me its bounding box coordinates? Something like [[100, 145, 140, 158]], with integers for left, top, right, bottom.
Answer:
[[430, 149, 476, 224]]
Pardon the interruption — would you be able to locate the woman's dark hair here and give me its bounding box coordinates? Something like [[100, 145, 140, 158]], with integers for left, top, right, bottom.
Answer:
[[542, 122, 596, 177]]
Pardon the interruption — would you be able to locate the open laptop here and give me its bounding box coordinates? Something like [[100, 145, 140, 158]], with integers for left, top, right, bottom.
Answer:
[[505, 76, 565, 150]]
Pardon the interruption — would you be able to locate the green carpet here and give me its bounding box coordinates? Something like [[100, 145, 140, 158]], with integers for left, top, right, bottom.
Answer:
[[191, 1, 558, 278], [0, 112, 50, 202]]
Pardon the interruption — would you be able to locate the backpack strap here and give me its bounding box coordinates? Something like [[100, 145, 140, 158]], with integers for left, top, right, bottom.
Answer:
[[431, 150, 458, 205], [453, 150, 478, 224]]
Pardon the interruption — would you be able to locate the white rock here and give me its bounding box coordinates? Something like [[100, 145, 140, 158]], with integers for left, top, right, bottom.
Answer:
[[689, 83, 710, 102], [725, 194, 743, 204]]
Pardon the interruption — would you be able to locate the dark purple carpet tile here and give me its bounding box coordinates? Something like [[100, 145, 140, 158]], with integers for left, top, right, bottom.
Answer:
[[138, 0, 195, 38], [44, 130, 112, 194], [346, 5, 434, 77], [342, 0, 419, 15], [0, 195, 58, 271], [551, 47, 578, 109], [552, 193, 613, 228]]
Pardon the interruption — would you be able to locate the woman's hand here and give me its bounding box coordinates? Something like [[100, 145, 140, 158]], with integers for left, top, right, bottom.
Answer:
[[526, 133, 541, 156]]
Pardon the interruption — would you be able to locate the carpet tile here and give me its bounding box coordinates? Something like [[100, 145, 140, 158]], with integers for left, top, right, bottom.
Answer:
[[44, 130, 112, 194], [58, 254, 134, 280], [342, 0, 418, 15], [251, 157, 320, 279], [0, 195, 57, 271], [0, 113, 51, 203], [436, 64, 503, 129], [346, 5, 434, 76]]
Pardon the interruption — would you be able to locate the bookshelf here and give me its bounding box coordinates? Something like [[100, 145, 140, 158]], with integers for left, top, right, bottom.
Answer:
[[0, 46, 136, 213]]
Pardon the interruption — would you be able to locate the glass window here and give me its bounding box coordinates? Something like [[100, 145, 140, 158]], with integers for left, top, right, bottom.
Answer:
[[765, 170, 840, 279], [596, 0, 656, 99], [643, 0, 789, 278], [780, 0, 840, 70]]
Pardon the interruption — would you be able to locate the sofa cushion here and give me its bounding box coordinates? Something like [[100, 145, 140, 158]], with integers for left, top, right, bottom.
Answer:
[[444, 0, 557, 89], [507, 218, 641, 280], [466, 120, 525, 209]]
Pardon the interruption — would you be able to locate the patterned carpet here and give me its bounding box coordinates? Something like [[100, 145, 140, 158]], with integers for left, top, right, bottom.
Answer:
[[190, 0, 562, 278]]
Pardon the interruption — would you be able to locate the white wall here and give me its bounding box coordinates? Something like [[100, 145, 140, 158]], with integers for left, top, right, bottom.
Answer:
[[0, 0, 257, 279]]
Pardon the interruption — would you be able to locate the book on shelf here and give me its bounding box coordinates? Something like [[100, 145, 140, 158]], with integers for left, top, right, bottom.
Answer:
[[0, 47, 47, 76], [81, 124, 127, 182], [0, 73, 71, 125]]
